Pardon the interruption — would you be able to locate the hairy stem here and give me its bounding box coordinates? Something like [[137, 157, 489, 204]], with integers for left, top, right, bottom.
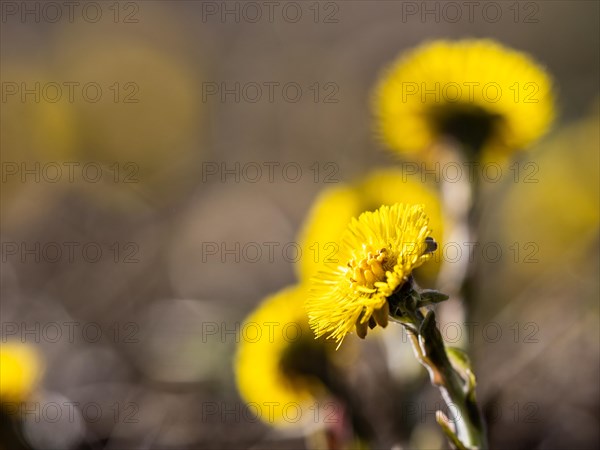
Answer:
[[389, 287, 487, 449]]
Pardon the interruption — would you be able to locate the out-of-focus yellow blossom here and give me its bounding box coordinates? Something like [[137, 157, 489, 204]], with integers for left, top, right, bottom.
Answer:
[[53, 36, 203, 209], [235, 285, 338, 428], [0, 64, 77, 223], [298, 169, 443, 285], [374, 39, 555, 162], [0, 65, 77, 163], [495, 112, 599, 279], [0, 342, 42, 403], [306, 204, 435, 346]]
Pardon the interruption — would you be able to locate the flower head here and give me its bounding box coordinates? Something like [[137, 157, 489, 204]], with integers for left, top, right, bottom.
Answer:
[[373, 39, 555, 161], [307, 204, 435, 347], [298, 169, 444, 285], [497, 108, 599, 280], [1, 342, 42, 403], [235, 285, 338, 427]]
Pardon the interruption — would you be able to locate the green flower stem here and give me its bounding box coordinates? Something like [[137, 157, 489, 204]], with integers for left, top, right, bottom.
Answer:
[[389, 289, 487, 450]]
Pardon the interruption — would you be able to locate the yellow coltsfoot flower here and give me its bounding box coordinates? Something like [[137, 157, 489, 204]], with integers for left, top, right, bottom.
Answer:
[[306, 204, 436, 347], [298, 169, 444, 285], [0, 342, 42, 404], [373, 39, 555, 161], [235, 285, 339, 428]]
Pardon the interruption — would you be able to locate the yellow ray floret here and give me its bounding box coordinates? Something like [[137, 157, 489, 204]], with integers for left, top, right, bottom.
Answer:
[[297, 169, 443, 284], [374, 39, 555, 160], [307, 204, 434, 347]]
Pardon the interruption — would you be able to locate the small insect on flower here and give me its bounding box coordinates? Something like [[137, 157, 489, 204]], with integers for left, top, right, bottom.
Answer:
[[373, 39, 555, 161], [306, 204, 436, 347]]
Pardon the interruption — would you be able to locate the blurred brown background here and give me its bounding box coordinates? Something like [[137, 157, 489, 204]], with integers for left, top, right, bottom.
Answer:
[[1, 1, 598, 449]]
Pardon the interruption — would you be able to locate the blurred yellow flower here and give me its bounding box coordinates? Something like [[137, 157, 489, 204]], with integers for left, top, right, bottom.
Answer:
[[235, 285, 337, 428], [0, 64, 77, 227], [374, 39, 555, 161], [0, 342, 41, 403], [298, 169, 443, 285], [307, 204, 435, 346], [53, 33, 203, 210], [496, 110, 599, 279]]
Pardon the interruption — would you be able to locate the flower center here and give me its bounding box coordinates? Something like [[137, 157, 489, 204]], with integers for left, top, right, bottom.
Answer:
[[430, 104, 501, 155], [348, 247, 390, 289]]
